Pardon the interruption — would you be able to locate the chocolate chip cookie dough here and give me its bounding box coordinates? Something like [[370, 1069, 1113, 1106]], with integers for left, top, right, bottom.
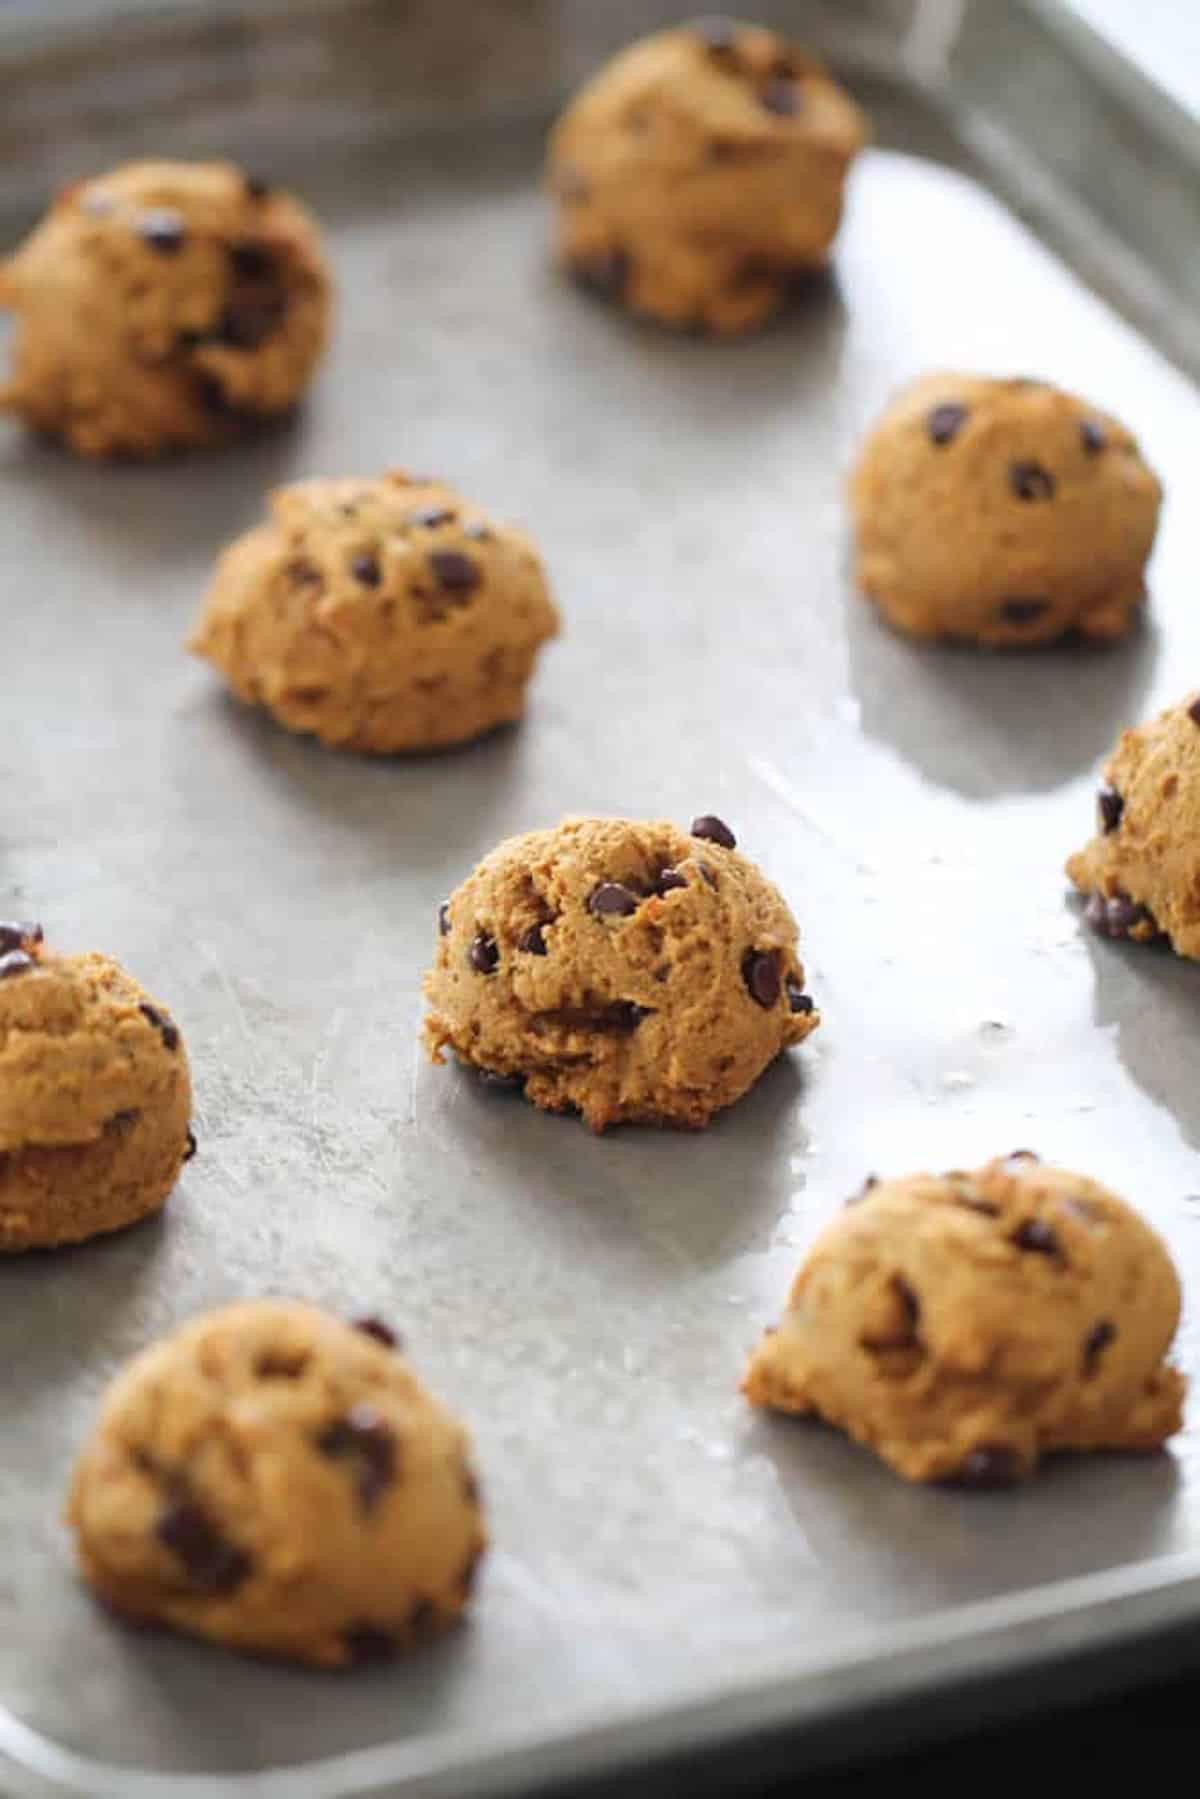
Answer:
[[848, 374, 1162, 647], [68, 1301, 486, 1667], [0, 160, 330, 457], [744, 1154, 1184, 1485], [189, 471, 559, 754], [1067, 692, 1200, 957], [546, 18, 868, 334], [423, 814, 819, 1131], [0, 923, 193, 1250]]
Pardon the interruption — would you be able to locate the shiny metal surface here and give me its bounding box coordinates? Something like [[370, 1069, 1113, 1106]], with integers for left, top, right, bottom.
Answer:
[[0, 5, 1198, 1795]]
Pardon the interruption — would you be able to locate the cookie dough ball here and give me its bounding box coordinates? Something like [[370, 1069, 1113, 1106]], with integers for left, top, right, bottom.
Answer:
[[848, 374, 1162, 647], [1067, 692, 1200, 957], [546, 18, 868, 334], [744, 1154, 1184, 1485], [423, 814, 819, 1132], [0, 160, 330, 457], [0, 923, 193, 1251], [190, 472, 559, 754], [67, 1301, 486, 1667]]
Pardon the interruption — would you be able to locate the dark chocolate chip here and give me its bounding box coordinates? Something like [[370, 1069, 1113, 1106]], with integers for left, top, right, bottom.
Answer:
[[138, 208, 186, 253], [351, 552, 381, 587], [690, 814, 736, 850], [429, 549, 480, 595], [846, 1174, 879, 1207], [342, 1624, 398, 1664], [1008, 1149, 1040, 1163], [956, 1445, 1021, 1489], [927, 402, 966, 446], [588, 882, 640, 918], [518, 923, 548, 955], [479, 1068, 525, 1092], [693, 14, 739, 53], [784, 976, 813, 1015], [0, 950, 34, 980], [196, 373, 230, 415], [1188, 697, 1200, 727], [760, 77, 802, 116], [1084, 890, 1156, 941], [469, 933, 499, 974], [244, 174, 270, 201], [0, 921, 41, 955], [1098, 786, 1124, 834], [654, 868, 688, 895], [1001, 597, 1051, 625], [408, 505, 456, 529], [353, 1315, 400, 1349], [157, 1497, 250, 1591], [698, 863, 717, 889], [1013, 1218, 1060, 1257], [1083, 1319, 1116, 1373], [574, 247, 631, 298], [317, 1405, 397, 1514], [742, 949, 780, 1008], [218, 294, 286, 350], [894, 1276, 920, 1335], [611, 1001, 652, 1029], [438, 903, 451, 937], [1079, 418, 1106, 455], [183, 1128, 198, 1163], [139, 1002, 180, 1053], [229, 240, 276, 282], [1009, 460, 1055, 501]]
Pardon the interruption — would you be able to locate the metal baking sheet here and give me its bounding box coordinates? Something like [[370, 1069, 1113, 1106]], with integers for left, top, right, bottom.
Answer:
[[2, 2, 1200, 1794]]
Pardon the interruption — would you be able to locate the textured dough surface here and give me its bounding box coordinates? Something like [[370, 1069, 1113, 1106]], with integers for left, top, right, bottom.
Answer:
[[744, 1155, 1185, 1484], [68, 1300, 486, 1668], [1067, 691, 1200, 958], [0, 926, 192, 1250], [848, 373, 1162, 647], [546, 20, 867, 334], [0, 160, 330, 457], [190, 471, 560, 754], [423, 815, 819, 1131]]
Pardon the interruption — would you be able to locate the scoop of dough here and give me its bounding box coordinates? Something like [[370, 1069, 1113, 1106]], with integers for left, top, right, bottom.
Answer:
[[67, 1300, 486, 1667], [744, 1154, 1184, 1484]]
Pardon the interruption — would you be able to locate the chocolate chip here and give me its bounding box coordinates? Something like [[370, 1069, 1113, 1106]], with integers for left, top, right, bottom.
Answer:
[[1079, 418, 1106, 455], [429, 549, 480, 595], [611, 1001, 652, 1029], [846, 1175, 879, 1207], [479, 1068, 525, 1092], [218, 294, 286, 350], [760, 77, 802, 116], [698, 863, 717, 889], [927, 402, 966, 445], [1083, 1319, 1116, 1373], [0, 921, 41, 955], [574, 247, 631, 298], [351, 553, 381, 587], [138, 208, 186, 253], [518, 923, 548, 955], [317, 1405, 397, 1514], [1084, 890, 1156, 941], [654, 868, 688, 895], [408, 505, 456, 529], [353, 1315, 400, 1349], [469, 933, 499, 974], [0, 951, 34, 980], [438, 902, 451, 937], [342, 1624, 397, 1664], [588, 882, 640, 918], [1009, 460, 1055, 501], [784, 976, 813, 1015], [196, 373, 230, 415], [1098, 787, 1124, 834], [1188, 697, 1200, 727], [1001, 597, 1051, 625], [742, 949, 780, 1008], [244, 174, 270, 201], [157, 1497, 250, 1591], [956, 1445, 1021, 1489], [139, 1002, 180, 1053], [894, 1277, 920, 1335], [229, 240, 275, 282], [183, 1128, 198, 1163], [690, 814, 736, 850], [693, 14, 739, 53], [1013, 1218, 1060, 1257], [1008, 1149, 1040, 1163], [409, 1599, 435, 1635]]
